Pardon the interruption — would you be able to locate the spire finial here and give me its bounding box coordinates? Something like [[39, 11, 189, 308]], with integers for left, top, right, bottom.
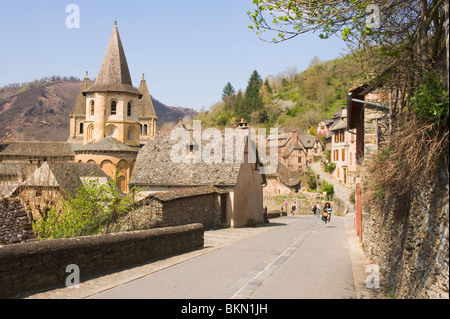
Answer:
[[85, 71, 89, 78], [142, 73, 145, 81], [114, 20, 117, 26]]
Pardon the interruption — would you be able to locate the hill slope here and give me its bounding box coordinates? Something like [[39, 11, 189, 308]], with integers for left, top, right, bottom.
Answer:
[[0, 80, 197, 142], [195, 55, 364, 133]]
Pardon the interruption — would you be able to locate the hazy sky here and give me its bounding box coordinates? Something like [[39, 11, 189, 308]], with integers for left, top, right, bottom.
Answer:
[[0, 0, 347, 111]]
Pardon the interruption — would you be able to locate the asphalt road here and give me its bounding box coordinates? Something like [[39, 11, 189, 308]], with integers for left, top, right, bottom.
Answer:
[[89, 215, 357, 299]]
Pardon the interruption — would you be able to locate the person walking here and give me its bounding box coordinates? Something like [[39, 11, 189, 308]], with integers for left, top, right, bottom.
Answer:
[[322, 202, 332, 227], [312, 205, 317, 216], [291, 204, 297, 216], [317, 203, 321, 218]]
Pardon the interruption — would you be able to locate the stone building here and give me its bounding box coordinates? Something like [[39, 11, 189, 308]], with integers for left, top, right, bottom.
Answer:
[[12, 162, 111, 221], [67, 22, 158, 192], [129, 128, 266, 228], [273, 129, 322, 172], [127, 186, 226, 230], [329, 108, 357, 185]]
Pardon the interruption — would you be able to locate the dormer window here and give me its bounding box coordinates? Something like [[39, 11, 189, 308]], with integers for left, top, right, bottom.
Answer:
[[111, 101, 117, 115]]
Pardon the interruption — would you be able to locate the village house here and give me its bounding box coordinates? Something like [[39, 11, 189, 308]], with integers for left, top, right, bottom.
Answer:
[[316, 118, 334, 139], [12, 161, 111, 221], [347, 84, 391, 163], [329, 108, 357, 185], [129, 124, 267, 228], [272, 129, 323, 172]]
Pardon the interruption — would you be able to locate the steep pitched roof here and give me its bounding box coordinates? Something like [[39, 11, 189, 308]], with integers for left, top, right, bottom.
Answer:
[[138, 74, 157, 118], [75, 136, 139, 153], [84, 22, 141, 96], [298, 135, 316, 149], [20, 162, 110, 198], [70, 72, 91, 115], [130, 132, 254, 187]]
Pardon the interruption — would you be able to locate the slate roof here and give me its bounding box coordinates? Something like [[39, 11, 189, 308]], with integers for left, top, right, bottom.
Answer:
[[130, 131, 254, 187], [265, 162, 300, 187], [83, 23, 141, 96], [138, 74, 157, 118], [330, 118, 348, 131], [70, 73, 91, 116], [0, 142, 80, 159], [19, 162, 111, 198], [143, 185, 226, 202], [75, 137, 140, 153]]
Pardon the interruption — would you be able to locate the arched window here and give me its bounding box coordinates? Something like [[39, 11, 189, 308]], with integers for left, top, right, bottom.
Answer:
[[143, 124, 148, 135], [79, 122, 84, 134], [127, 102, 132, 117], [90, 100, 95, 116], [111, 101, 117, 115], [127, 129, 132, 141]]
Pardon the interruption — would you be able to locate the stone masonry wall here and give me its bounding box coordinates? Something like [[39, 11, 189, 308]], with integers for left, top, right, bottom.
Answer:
[[0, 223, 204, 298], [0, 198, 36, 245], [162, 194, 220, 229], [362, 165, 449, 299]]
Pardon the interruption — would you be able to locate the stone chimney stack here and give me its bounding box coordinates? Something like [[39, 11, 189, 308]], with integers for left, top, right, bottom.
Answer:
[[291, 129, 297, 142]]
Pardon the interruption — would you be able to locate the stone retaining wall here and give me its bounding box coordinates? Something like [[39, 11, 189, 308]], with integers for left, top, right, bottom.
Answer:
[[0, 198, 36, 245], [362, 166, 449, 299], [0, 223, 204, 298]]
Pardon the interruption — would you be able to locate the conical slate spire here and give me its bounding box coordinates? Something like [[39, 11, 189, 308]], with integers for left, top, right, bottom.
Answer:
[[84, 22, 141, 96], [70, 71, 91, 115], [138, 74, 157, 118]]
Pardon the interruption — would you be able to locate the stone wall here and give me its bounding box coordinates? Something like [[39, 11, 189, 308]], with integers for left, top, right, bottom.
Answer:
[[361, 165, 449, 299], [162, 194, 220, 229], [0, 223, 204, 298], [0, 198, 36, 245], [125, 194, 220, 231]]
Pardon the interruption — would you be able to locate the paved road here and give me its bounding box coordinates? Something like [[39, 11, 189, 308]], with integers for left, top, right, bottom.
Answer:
[[88, 216, 355, 299]]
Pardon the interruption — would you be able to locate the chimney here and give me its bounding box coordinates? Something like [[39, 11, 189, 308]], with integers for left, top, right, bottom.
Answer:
[[291, 129, 297, 142], [238, 118, 248, 129]]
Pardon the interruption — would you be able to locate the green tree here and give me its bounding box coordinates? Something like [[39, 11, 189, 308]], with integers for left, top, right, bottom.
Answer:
[[308, 126, 316, 136], [33, 177, 138, 239], [222, 82, 236, 100], [241, 70, 264, 121]]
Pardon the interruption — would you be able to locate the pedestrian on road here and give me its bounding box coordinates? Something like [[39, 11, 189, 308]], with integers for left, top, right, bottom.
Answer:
[[312, 205, 317, 216], [317, 203, 321, 218], [292, 204, 297, 216], [322, 202, 332, 227]]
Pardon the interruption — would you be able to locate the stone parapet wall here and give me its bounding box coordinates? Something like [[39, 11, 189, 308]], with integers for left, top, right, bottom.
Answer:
[[0, 223, 204, 298]]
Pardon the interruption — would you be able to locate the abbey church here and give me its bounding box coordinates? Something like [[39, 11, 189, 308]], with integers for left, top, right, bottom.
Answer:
[[67, 21, 158, 191], [0, 22, 158, 193]]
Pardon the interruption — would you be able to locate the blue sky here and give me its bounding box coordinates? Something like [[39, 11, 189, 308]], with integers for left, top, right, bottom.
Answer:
[[0, 0, 347, 111]]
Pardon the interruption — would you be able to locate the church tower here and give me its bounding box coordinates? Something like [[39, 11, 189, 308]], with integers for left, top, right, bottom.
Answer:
[[70, 22, 158, 192], [82, 21, 142, 147], [68, 21, 157, 147]]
